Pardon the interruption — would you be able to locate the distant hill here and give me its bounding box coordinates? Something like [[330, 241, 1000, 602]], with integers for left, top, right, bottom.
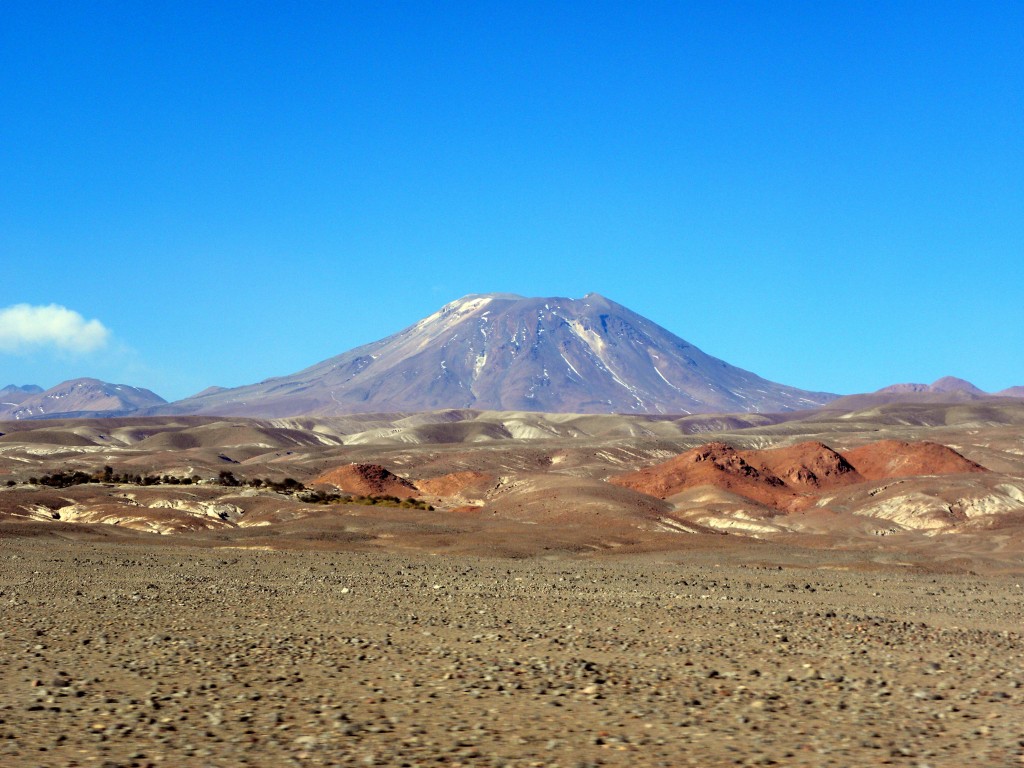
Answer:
[[154, 293, 838, 417], [821, 377, 1024, 411], [876, 376, 988, 397], [0, 384, 44, 406], [0, 378, 167, 420]]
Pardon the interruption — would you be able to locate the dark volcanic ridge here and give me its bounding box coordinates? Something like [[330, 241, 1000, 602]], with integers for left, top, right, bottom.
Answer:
[[155, 293, 837, 417]]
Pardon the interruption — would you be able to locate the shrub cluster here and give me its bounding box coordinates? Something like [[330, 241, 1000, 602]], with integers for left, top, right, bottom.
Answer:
[[295, 490, 433, 510], [245, 476, 305, 492], [27, 468, 199, 489], [8, 466, 306, 493], [2, 471, 432, 509]]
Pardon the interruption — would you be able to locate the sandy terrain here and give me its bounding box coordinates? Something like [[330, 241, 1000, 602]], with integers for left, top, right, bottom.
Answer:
[[2, 537, 1022, 767]]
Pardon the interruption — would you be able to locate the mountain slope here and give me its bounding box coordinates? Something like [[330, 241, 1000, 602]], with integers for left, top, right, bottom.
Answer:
[[0, 378, 167, 420], [161, 293, 836, 417]]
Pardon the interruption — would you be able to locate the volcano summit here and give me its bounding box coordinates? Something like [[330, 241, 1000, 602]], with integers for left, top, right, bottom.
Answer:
[[161, 293, 836, 417]]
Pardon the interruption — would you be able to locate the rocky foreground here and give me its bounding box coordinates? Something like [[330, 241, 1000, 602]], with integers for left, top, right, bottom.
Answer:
[[1, 539, 1022, 767]]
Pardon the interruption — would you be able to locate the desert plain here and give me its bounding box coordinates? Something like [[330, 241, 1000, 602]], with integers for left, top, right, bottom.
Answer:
[[2, 399, 1024, 766]]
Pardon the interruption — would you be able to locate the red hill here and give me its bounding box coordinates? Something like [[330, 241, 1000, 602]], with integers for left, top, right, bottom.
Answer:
[[843, 440, 987, 480], [612, 439, 985, 512], [314, 463, 419, 497]]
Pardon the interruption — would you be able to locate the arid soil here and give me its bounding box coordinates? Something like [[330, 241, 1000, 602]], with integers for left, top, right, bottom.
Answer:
[[3, 403, 1024, 558], [2, 537, 1022, 768]]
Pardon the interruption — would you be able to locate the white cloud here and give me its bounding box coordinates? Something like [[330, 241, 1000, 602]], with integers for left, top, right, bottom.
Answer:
[[0, 304, 110, 354]]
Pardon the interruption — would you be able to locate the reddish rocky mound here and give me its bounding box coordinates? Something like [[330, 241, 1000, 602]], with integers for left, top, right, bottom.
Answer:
[[844, 440, 987, 480], [416, 471, 494, 498], [747, 441, 863, 490], [610, 442, 809, 511], [613, 439, 988, 513], [315, 463, 419, 496]]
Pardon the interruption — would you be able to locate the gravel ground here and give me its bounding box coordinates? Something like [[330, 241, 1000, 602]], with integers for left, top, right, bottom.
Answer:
[[1, 539, 1022, 767]]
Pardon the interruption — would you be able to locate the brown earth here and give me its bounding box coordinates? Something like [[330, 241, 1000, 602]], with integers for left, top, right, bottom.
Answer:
[[1, 538, 1022, 767], [416, 470, 495, 499]]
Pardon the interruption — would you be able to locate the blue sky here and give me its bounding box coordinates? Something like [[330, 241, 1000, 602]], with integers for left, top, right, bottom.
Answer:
[[2, 2, 1021, 400]]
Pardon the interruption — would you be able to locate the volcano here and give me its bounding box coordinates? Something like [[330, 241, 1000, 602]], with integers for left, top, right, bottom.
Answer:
[[159, 293, 837, 417]]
